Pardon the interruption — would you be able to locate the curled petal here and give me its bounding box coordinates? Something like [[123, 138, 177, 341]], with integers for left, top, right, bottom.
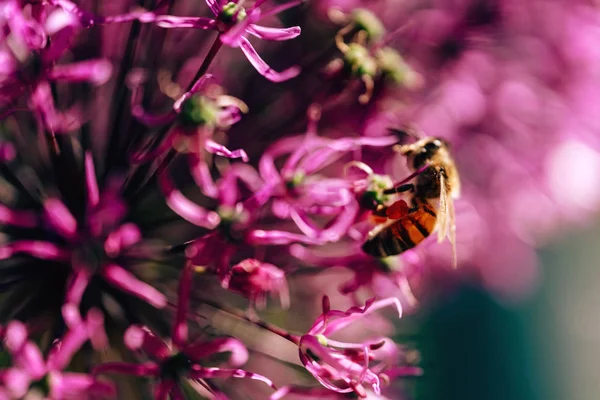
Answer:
[[184, 338, 248, 367], [247, 24, 301, 41], [173, 74, 215, 112], [239, 37, 300, 82], [205, 139, 249, 162], [151, 15, 216, 29], [101, 263, 167, 309], [124, 325, 170, 360], [190, 367, 277, 391], [290, 199, 358, 242], [189, 153, 219, 198], [47, 59, 112, 85], [158, 170, 220, 229], [246, 230, 323, 246], [314, 298, 403, 337]]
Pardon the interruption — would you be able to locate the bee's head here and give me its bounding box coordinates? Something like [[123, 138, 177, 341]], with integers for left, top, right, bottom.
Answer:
[[397, 137, 449, 170]]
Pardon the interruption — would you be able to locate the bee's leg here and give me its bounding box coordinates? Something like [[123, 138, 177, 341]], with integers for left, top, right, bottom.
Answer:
[[383, 183, 415, 195]]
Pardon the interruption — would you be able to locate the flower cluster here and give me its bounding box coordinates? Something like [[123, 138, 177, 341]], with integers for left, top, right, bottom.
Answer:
[[1, 0, 599, 399]]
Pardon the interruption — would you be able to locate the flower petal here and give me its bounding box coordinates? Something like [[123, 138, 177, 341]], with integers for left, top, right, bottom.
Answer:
[[190, 367, 277, 391], [101, 263, 167, 309], [247, 24, 301, 41], [0, 240, 70, 261], [0, 204, 38, 228], [48, 59, 112, 85], [158, 169, 221, 229], [151, 15, 216, 30], [245, 229, 323, 246], [238, 37, 300, 82], [124, 325, 170, 360], [205, 139, 249, 162], [49, 371, 116, 399], [43, 198, 77, 239]]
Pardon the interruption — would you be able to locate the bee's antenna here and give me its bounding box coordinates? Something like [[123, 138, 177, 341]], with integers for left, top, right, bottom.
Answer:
[[387, 126, 421, 142]]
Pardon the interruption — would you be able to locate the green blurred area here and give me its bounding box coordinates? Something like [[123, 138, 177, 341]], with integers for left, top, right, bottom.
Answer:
[[409, 220, 600, 400]]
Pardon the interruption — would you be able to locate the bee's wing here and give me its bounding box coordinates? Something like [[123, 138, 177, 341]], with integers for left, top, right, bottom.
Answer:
[[437, 174, 458, 268], [448, 193, 457, 268], [437, 174, 449, 243]]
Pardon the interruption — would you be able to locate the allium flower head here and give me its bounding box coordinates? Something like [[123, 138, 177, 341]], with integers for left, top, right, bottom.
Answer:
[[0, 305, 114, 399]]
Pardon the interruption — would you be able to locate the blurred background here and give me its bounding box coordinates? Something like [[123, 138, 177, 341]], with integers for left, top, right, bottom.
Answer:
[[404, 216, 600, 400]]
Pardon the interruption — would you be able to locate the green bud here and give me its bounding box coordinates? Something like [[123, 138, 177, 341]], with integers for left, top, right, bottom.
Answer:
[[179, 96, 219, 127], [376, 47, 419, 86], [316, 334, 328, 346], [221, 2, 247, 22], [344, 43, 378, 77], [352, 9, 385, 41]]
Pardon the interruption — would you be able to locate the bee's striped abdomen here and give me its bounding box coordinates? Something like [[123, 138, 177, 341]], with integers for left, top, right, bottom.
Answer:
[[362, 203, 437, 257]]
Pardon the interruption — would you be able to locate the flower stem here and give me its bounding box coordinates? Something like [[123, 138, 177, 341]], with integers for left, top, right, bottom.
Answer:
[[124, 36, 224, 198], [187, 35, 223, 91], [193, 298, 302, 345]]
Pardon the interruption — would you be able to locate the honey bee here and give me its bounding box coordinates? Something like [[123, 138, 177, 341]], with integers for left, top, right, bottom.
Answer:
[[362, 132, 461, 267]]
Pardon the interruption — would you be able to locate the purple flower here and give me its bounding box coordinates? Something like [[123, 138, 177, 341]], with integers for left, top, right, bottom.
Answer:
[[0, 153, 167, 309], [93, 263, 277, 399], [52, 0, 302, 82], [258, 107, 398, 242], [271, 296, 421, 399], [0, 305, 114, 399], [323, 8, 421, 103], [221, 258, 290, 310], [0, 1, 111, 131]]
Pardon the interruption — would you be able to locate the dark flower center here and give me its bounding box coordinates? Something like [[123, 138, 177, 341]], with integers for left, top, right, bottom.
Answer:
[[72, 239, 109, 274], [17, 52, 45, 84], [30, 374, 51, 397], [160, 353, 193, 381], [217, 206, 248, 243]]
